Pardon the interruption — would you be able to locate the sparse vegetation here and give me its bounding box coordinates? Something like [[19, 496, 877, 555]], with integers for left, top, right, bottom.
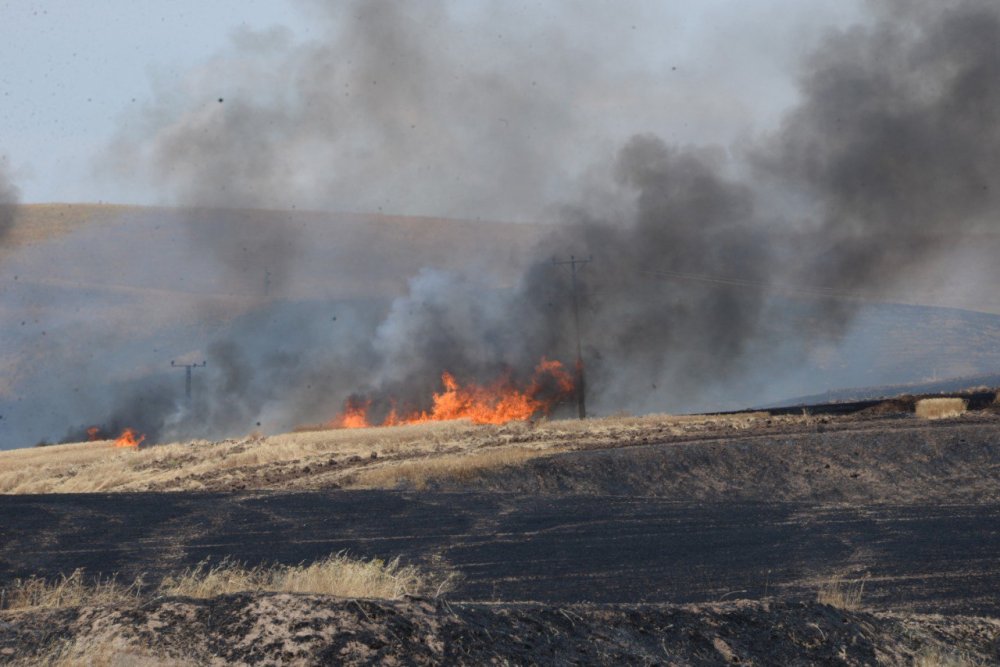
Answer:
[[0, 553, 455, 613], [1, 569, 143, 611], [915, 398, 967, 420], [159, 553, 458, 600], [816, 576, 867, 610]]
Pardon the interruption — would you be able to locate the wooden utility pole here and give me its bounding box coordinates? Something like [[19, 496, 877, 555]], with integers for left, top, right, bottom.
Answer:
[[171, 360, 206, 403], [553, 255, 592, 419]]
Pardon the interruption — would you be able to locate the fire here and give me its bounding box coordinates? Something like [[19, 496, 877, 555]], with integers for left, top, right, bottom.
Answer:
[[327, 358, 575, 429], [328, 398, 371, 429], [86, 426, 101, 441], [114, 428, 145, 448]]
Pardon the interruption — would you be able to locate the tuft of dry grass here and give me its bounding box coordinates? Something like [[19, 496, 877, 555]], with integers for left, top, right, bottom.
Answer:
[[915, 398, 967, 420], [1, 553, 455, 614], [160, 553, 457, 600], [816, 576, 867, 610], [1, 569, 143, 611]]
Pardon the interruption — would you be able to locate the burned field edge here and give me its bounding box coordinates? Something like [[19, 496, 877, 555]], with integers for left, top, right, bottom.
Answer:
[[4, 595, 999, 666], [3, 393, 1000, 664], [6, 384, 1000, 497]]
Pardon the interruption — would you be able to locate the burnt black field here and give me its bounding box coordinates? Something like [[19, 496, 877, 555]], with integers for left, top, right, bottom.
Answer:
[[2, 491, 998, 616]]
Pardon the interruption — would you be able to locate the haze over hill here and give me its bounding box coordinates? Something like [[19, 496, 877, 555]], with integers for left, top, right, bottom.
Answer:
[[2, 2, 1000, 449], [1, 204, 1000, 450]]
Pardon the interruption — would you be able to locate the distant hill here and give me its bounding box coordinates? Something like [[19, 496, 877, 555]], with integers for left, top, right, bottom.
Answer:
[[763, 302, 1000, 408], [5, 204, 548, 301]]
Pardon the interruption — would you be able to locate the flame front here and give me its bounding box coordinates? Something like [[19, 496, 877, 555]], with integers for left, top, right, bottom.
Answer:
[[327, 358, 575, 429], [86, 426, 101, 441], [328, 398, 371, 429], [114, 428, 145, 448]]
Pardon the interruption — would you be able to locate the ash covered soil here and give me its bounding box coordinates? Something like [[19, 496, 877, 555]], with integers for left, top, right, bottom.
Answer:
[[4, 595, 999, 666], [3, 402, 1000, 664]]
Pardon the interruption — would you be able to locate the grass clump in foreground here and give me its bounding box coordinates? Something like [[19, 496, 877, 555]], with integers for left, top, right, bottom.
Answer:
[[816, 576, 867, 610], [1, 553, 457, 612], [160, 553, 458, 599], [0, 569, 144, 611]]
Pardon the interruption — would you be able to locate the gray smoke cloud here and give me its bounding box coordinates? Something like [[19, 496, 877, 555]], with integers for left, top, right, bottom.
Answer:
[[0, 156, 19, 244], [763, 0, 1000, 289], [357, 0, 1000, 414], [70, 0, 1000, 444]]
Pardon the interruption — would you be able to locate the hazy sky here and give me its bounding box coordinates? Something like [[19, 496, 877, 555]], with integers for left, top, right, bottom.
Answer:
[[1, 0, 866, 209]]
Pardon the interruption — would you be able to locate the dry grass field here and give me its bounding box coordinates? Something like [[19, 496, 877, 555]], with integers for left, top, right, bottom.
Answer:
[[0, 412, 784, 494], [1, 204, 132, 249]]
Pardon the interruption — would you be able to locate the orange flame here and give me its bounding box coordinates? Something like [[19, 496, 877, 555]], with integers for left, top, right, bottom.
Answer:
[[327, 358, 575, 429], [114, 428, 145, 448], [86, 426, 101, 441], [328, 398, 371, 429]]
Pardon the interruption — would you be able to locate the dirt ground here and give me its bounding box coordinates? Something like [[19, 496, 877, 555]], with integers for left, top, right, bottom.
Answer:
[[3, 594, 999, 666]]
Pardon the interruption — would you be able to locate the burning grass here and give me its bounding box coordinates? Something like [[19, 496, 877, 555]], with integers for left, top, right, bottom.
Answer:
[[324, 357, 576, 429]]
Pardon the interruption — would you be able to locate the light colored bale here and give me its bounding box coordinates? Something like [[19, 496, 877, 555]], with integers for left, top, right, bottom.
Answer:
[[915, 398, 967, 420]]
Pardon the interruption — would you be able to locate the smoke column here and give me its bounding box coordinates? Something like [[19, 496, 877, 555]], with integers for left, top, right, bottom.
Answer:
[[77, 0, 1000, 442], [0, 156, 19, 244]]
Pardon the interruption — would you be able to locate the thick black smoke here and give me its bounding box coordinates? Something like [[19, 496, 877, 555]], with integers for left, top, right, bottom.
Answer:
[[82, 0, 1000, 443], [361, 0, 1000, 414], [762, 0, 1000, 291]]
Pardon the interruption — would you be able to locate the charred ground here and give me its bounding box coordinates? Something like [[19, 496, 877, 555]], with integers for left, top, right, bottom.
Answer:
[[2, 396, 1000, 664]]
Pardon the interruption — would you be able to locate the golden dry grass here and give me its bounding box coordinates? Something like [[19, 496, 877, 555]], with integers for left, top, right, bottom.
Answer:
[[351, 445, 561, 490], [1, 569, 143, 611], [159, 553, 457, 600], [915, 398, 967, 420], [0, 204, 135, 260], [2, 553, 454, 614], [0, 411, 799, 495], [816, 576, 867, 610]]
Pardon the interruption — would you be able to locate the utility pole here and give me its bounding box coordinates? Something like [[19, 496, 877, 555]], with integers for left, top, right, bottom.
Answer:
[[553, 255, 592, 419], [171, 360, 206, 403]]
